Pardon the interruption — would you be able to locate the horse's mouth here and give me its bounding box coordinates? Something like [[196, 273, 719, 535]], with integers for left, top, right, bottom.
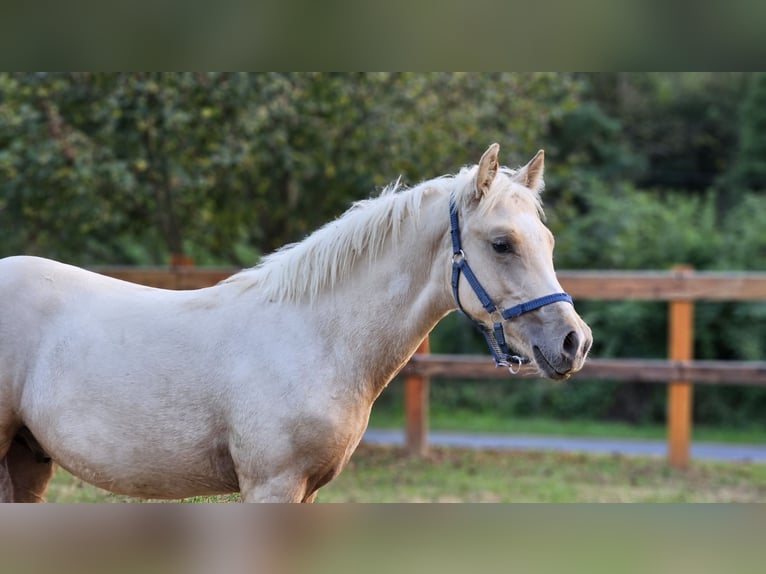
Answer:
[[533, 346, 571, 381]]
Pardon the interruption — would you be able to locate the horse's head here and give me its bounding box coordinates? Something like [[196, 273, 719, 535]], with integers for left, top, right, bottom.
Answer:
[[451, 143, 592, 380]]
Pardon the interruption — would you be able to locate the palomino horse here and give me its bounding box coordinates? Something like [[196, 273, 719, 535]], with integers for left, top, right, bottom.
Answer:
[[0, 144, 591, 502]]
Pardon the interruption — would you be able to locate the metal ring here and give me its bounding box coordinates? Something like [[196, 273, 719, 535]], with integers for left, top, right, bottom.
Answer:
[[507, 355, 523, 375], [452, 250, 465, 264]]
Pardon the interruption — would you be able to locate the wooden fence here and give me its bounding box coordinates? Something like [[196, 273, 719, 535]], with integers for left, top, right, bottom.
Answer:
[[94, 265, 766, 468]]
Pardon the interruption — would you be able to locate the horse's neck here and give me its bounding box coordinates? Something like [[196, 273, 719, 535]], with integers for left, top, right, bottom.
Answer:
[[316, 189, 454, 400]]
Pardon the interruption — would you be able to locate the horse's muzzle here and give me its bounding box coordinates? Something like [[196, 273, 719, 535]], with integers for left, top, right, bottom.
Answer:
[[533, 323, 593, 380]]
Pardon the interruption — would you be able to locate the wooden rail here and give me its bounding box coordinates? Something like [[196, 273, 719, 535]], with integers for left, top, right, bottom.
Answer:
[[93, 266, 766, 467], [94, 266, 235, 290], [401, 356, 766, 386], [559, 270, 766, 301]]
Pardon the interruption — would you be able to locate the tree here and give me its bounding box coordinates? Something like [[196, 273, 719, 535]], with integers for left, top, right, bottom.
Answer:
[[0, 73, 582, 264], [725, 72, 766, 193]]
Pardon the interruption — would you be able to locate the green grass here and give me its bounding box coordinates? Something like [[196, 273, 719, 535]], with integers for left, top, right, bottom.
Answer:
[[318, 444, 766, 502], [368, 407, 766, 444], [44, 469, 241, 502], [43, 443, 766, 503]]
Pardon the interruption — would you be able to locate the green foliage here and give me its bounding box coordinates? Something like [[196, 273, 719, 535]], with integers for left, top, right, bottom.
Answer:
[[0, 72, 581, 264], [548, 101, 645, 186], [571, 73, 744, 192], [725, 72, 766, 192], [550, 179, 722, 270]]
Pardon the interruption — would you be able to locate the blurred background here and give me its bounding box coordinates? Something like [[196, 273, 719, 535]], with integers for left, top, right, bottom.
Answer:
[[1, 72, 765, 464]]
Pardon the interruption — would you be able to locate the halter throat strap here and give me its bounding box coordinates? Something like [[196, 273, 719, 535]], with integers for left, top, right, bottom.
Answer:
[[449, 198, 573, 369]]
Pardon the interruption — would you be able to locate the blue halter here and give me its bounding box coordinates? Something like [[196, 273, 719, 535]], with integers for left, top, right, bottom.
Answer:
[[449, 198, 573, 372]]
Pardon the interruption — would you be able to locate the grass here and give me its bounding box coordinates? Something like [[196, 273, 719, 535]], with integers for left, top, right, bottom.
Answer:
[[317, 444, 766, 502], [368, 407, 766, 444], [43, 443, 766, 503], [44, 470, 240, 503]]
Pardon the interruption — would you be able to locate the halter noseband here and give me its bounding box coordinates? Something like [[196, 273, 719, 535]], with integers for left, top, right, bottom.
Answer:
[[449, 198, 573, 373]]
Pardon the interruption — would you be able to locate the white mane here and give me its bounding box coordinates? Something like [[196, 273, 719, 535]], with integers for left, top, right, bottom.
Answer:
[[223, 165, 543, 304]]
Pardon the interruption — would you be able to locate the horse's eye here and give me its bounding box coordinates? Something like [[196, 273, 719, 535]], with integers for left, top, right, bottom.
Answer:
[[492, 240, 513, 254]]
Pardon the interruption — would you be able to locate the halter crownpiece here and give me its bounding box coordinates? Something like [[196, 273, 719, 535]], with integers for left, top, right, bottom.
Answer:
[[449, 198, 573, 373]]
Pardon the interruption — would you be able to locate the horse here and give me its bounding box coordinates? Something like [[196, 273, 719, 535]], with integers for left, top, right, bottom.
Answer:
[[0, 143, 592, 502]]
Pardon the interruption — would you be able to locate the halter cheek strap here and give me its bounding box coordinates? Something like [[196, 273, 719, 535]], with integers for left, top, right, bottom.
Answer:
[[449, 198, 573, 371]]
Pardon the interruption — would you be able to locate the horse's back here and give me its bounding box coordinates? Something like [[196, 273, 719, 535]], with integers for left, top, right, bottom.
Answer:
[[0, 255, 153, 299]]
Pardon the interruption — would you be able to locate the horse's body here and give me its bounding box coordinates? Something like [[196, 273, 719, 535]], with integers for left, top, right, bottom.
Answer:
[[0, 144, 591, 502]]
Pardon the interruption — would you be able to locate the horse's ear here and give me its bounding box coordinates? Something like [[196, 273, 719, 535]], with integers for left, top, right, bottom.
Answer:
[[512, 149, 545, 193], [475, 143, 500, 199]]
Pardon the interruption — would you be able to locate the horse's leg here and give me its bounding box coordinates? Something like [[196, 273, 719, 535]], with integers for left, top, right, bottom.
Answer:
[[238, 473, 328, 503], [238, 474, 306, 503], [0, 419, 16, 502], [0, 457, 12, 502], [6, 436, 55, 503]]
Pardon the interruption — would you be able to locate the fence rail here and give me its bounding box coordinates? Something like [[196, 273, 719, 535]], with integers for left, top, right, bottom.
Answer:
[[94, 266, 234, 290], [559, 270, 766, 300], [93, 266, 766, 468], [401, 356, 766, 386]]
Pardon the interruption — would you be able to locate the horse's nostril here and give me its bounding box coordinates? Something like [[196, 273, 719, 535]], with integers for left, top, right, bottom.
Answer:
[[563, 330, 579, 358]]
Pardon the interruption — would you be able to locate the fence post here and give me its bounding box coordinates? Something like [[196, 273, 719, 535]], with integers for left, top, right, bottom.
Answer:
[[667, 265, 694, 469], [169, 254, 194, 290], [169, 253, 194, 267], [404, 336, 430, 456]]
